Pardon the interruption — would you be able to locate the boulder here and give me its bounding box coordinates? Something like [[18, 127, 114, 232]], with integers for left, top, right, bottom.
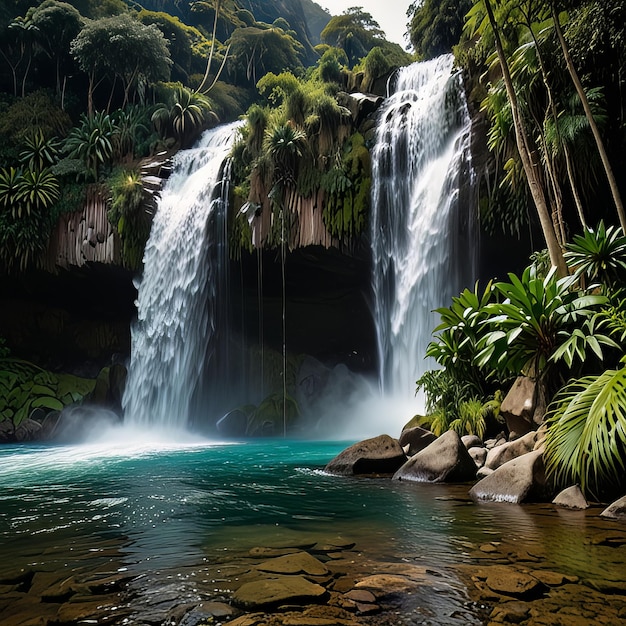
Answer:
[[232, 575, 327, 610], [462, 434, 483, 449], [398, 427, 437, 456], [392, 430, 477, 483], [499, 377, 536, 437], [324, 434, 406, 476], [485, 431, 537, 470], [15, 418, 42, 442], [469, 450, 548, 504], [552, 485, 589, 510], [601, 495, 626, 521], [0, 419, 15, 442], [469, 446, 487, 468], [216, 409, 249, 437]]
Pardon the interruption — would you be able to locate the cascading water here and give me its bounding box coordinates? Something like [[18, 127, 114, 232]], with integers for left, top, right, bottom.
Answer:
[[123, 121, 241, 429], [371, 54, 476, 405]]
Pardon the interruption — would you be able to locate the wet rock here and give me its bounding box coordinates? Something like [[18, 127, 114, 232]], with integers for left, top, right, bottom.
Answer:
[[469, 450, 549, 504], [600, 495, 626, 521], [479, 565, 544, 598], [217, 409, 249, 437], [530, 570, 569, 587], [179, 601, 236, 625], [485, 431, 537, 470], [344, 589, 376, 603], [477, 466, 494, 479], [392, 430, 477, 483], [489, 600, 531, 622], [232, 575, 328, 609], [354, 574, 414, 597], [249, 547, 301, 558], [256, 552, 329, 576], [552, 485, 589, 510], [0, 419, 14, 442], [398, 426, 437, 456], [14, 418, 42, 442], [324, 435, 406, 476]]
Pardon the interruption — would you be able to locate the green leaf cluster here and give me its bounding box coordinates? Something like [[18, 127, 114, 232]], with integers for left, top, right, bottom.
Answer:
[[0, 359, 96, 429]]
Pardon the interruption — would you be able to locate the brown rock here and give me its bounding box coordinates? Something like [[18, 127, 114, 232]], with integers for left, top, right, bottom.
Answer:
[[232, 575, 328, 609], [324, 435, 406, 476], [481, 565, 544, 598], [354, 574, 414, 597], [255, 552, 328, 576], [344, 589, 376, 603], [393, 430, 477, 483], [500, 376, 536, 437], [489, 600, 531, 623]]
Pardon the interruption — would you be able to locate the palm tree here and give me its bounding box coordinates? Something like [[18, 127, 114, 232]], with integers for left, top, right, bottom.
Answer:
[[473, 0, 568, 276], [550, 3, 626, 232]]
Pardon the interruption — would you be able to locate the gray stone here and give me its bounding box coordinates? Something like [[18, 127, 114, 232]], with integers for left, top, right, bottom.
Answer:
[[485, 431, 537, 470], [324, 434, 406, 476], [468, 446, 487, 468], [462, 434, 483, 449], [553, 485, 589, 510], [15, 418, 42, 442], [392, 430, 477, 483], [398, 426, 437, 456], [469, 450, 548, 504], [601, 495, 626, 520], [476, 466, 494, 479]]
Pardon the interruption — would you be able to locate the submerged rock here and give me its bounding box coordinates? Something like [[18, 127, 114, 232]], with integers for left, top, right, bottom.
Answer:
[[324, 434, 406, 476], [392, 430, 477, 483], [232, 575, 327, 610], [469, 450, 548, 504]]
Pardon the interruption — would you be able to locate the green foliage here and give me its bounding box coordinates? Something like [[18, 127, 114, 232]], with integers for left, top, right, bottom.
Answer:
[[71, 13, 173, 107], [106, 167, 150, 270], [476, 266, 611, 380], [0, 91, 71, 144], [63, 111, 116, 181], [565, 222, 626, 291], [19, 130, 60, 171], [0, 358, 96, 428], [111, 105, 153, 160], [408, 0, 473, 59], [544, 362, 626, 499], [320, 132, 371, 240], [152, 85, 216, 147]]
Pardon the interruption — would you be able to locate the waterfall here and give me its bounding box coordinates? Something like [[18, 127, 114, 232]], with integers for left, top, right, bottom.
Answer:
[[123, 121, 241, 429], [371, 55, 476, 404]]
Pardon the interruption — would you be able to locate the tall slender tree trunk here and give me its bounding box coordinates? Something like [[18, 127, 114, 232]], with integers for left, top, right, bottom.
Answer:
[[484, 0, 568, 276], [551, 4, 626, 232]]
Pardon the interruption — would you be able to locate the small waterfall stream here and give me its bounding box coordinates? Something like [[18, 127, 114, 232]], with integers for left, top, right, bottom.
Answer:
[[371, 55, 476, 405], [123, 122, 241, 429]]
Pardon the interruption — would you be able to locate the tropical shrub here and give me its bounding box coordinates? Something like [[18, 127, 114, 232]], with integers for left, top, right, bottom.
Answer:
[[475, 266, 613, 383], [565, 221, 626, 291], [19, 130, 60, 171], [63, 112, 117, 182], [106, 167, 150, 270], [544, 361, 626, 499]]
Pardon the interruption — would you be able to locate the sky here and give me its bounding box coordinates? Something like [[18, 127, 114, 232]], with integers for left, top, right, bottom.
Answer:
[[317, 0, 413, 49]]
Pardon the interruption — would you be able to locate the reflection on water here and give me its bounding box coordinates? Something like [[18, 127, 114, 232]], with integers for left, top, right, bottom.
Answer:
[[0, 437, 624, 624]]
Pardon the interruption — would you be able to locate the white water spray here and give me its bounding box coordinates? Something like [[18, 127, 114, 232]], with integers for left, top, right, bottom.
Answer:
[[123, 122, 241, 429], [371, 55, 476, 416]]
